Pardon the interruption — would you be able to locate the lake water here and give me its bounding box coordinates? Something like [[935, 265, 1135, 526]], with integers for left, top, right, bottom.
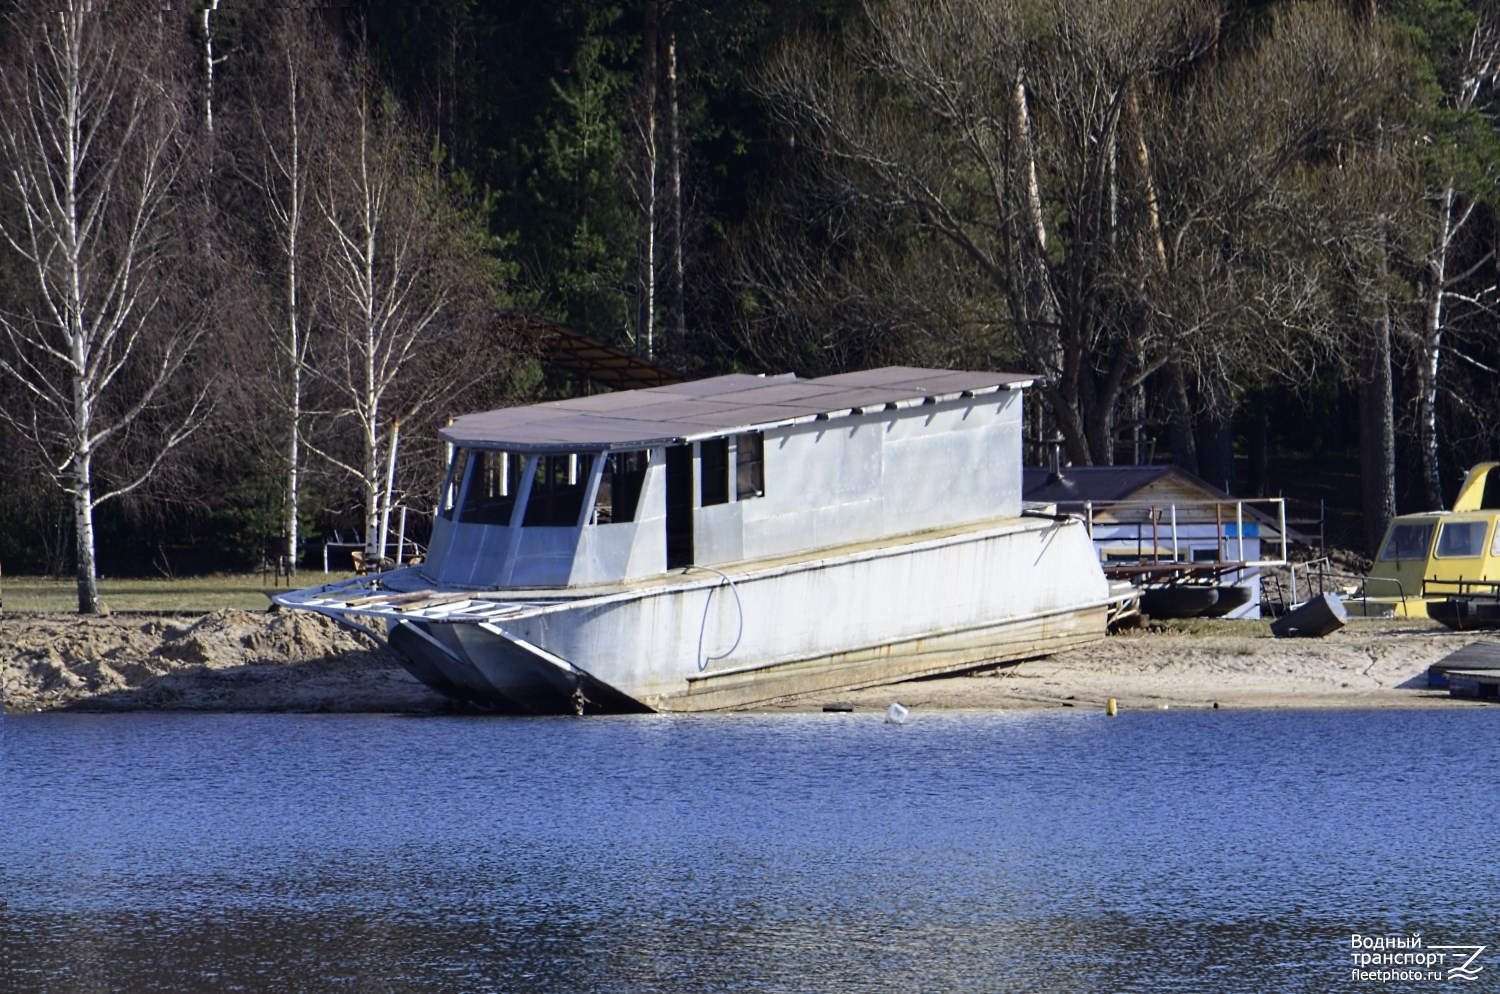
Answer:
[[3, 708, 1497, 993]]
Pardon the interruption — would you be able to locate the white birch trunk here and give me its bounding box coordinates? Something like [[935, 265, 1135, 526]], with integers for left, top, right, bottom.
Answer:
[[667, 35, 686, 349], [0, 3, 202, 612], [639, 1, 660, 359], [282, 49, 306, 575], [201, 0, 220, 142], [1418, 183, 1454, 511]]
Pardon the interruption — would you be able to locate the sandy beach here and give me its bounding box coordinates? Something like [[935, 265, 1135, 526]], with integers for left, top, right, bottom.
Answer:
[[1, 609, 1489, 715]]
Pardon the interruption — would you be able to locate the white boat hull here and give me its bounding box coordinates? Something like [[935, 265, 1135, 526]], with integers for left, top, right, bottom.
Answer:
[[279, 514, 1111, 713]]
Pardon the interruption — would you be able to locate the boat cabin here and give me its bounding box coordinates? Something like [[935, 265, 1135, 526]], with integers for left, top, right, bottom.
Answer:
[[422, 368, 1032, 588], [1362, 462, 1500, 616]]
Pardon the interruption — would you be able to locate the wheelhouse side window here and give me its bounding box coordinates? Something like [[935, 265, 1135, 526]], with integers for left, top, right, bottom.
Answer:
[[594, 450, 648, 524], [439, 447, 470, 519], [735, 432, 764, 499], [1435, 521, 1487, 559], [458, 451, 524, 525], [700, 438, 730, 506], [697, 433, 764, 506], [1380, 523, 1435, 561], [524, 453, 595, 527]]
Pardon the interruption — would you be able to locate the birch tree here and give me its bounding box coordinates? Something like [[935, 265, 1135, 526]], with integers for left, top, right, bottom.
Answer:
[[200, 0, 225, 159], [311, 65, 493, 561], [246, 10, 334, 575], [1412, 9, 1500, 510], [0, 2, 208, 613], [636, 0, 661, 359]]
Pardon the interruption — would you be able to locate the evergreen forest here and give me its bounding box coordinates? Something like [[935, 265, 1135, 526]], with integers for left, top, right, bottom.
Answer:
[[2, 0, 1500, 611]]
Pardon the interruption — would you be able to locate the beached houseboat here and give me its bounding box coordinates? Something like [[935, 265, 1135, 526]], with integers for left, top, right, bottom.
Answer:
[[275, 367, 1115, 713], [1354, 462, 1500, 623]]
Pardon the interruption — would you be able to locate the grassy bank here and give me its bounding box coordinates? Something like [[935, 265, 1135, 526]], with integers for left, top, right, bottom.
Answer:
[[0, 572, 354, 614]]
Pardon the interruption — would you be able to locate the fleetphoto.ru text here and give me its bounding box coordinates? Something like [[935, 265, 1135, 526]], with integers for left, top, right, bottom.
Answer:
[[1350, 933, 1485, 983]]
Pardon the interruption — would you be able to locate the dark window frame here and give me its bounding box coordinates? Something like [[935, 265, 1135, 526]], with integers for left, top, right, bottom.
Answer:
[[700, 438, 730, 507], [1379, 522, 1435, 562], [457, 450, 525, 526], [594, 450, 649, 524], [1435, 520, 1488, 559], [735, 432, 764, 500], [523, 453, 595, 528]]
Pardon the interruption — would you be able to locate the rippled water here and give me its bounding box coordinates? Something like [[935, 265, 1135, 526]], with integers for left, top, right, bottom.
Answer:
[[4, 709, 1497, 993]]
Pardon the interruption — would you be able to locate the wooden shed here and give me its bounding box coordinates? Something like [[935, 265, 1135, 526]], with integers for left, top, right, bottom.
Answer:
[[1023, 465, 1298, 619]]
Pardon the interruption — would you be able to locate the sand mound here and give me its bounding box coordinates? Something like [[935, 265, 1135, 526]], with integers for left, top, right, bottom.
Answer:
[[2, 609, 449, 714]]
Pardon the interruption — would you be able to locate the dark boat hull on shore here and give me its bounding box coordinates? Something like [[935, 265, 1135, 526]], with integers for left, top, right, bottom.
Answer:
[[1140, 586, 1219, 619], [1429, 597, 1500, 631]]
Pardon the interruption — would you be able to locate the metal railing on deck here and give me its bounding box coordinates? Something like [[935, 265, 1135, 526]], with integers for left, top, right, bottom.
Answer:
[[1261, 559, 1415, 617], [1079, 497, 1290, 573], [1423, 576, 1500, 600]]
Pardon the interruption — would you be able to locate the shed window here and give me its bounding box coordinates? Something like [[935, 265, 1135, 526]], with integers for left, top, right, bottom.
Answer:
[[594, 451, 648, 524], [1435, 521, 1487, 559], [735, 432, 764, 499], [1380, 523, 1435, 561], [1101, 547, 1168, 564], [524, 453, 594, 527], [457, 451, 524, 525]]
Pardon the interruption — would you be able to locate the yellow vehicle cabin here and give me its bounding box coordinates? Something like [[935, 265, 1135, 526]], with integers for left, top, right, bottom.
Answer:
[[1356, 463, 1500, 618]]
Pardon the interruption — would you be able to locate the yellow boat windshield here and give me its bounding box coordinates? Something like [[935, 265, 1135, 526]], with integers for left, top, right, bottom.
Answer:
[[1379, 522, 1435, 561]]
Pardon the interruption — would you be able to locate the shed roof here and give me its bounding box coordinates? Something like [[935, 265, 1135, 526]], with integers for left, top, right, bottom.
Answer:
[[442, 367, 1033, 452], [1022, 465, 1183, 504], [514, 310, 687, 390]]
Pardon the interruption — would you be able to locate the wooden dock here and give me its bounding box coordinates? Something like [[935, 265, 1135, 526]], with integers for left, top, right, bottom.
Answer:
[[1443, 670, 1500, 699], [1428, 640, 1500, 696]]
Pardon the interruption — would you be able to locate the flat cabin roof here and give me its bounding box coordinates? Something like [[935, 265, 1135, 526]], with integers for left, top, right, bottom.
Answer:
[[442, 366, 1035, 453]]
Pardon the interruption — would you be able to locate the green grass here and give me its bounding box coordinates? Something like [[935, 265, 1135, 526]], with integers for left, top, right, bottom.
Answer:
[[0, 572, 357, 614], [1150, 615, 1444, 637], [1148, 617, 1273, 637]]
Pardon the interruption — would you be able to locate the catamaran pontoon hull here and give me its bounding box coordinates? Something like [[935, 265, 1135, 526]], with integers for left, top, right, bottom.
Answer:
[[284, 514, 1110, 713]]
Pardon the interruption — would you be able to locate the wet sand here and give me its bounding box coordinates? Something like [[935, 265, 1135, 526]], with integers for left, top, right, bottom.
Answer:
[[774, 619, 1482, 714]]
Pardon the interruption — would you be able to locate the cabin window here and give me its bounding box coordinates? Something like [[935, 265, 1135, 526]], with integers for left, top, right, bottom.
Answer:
[[700, 438, 730, 506], [594, 451, 648, 524], [457, 451, 524, 525], [1191, 547, 1221, 563], [735, 432, 764, 499], [699, 434, 764, 506], [1435, 521, 1488, 559], [1380, 523, 1435, 561], [439, 448, 469, 519], [524, 453, 595, 527]]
